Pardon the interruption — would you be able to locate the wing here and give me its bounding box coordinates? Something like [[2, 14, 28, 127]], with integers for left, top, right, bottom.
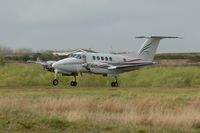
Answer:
[[108, 62, 154, 71], [83, 61, 154, 72], [27, 60, 47, 66]]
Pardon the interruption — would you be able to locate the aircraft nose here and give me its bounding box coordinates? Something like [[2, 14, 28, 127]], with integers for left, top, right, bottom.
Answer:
[[52, 62, 58, 68], [52, 58, 74, 69]]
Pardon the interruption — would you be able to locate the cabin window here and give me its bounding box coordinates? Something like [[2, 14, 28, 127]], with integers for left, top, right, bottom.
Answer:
[[101, 57, 104, 60], [123, 58, 126, 62], [97, 56, 100, 60], [105, 57, 108, 61], [109, 57, 112, 61], [93, 56, 96, 60]]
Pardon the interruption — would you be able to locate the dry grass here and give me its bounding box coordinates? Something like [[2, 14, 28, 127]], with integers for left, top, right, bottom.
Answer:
[[0, 95, 200, 130]]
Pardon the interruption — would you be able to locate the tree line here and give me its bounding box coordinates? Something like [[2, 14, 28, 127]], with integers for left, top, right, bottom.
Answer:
[[1, 45, 200, 65], [0, 46, 67, 63]]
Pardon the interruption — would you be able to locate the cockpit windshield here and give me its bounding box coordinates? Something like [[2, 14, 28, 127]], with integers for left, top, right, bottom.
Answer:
[[69, 54, 82, 59]]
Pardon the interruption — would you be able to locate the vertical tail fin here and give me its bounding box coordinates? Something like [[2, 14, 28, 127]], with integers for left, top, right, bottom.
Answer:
[[136, 36, 180, 61]]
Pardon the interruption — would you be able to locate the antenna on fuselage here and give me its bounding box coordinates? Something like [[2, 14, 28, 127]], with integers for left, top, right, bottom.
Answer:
[[109, 45, 114, 54]]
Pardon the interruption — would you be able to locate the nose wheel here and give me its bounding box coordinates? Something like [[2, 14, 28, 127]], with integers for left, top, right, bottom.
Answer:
[[53, 79, 59, 86]]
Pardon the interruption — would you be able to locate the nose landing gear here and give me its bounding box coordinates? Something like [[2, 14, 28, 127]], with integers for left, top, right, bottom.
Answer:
[[53, 70, 59, 86]]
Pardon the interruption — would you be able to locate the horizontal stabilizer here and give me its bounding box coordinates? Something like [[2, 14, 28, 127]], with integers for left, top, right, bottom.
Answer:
[[136, 36, 182, 39]]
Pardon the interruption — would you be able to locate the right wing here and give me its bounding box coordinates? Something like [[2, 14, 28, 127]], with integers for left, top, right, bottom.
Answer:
[[108, 61, 154, 71], [83, 61, 154, 71]]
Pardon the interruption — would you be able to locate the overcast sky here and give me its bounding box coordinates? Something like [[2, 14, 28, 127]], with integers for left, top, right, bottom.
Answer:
[[0, 0, 199, 53]]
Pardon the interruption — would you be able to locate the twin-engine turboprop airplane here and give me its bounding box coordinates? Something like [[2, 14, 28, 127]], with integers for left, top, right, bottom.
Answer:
[[52, 36, 180, 87]]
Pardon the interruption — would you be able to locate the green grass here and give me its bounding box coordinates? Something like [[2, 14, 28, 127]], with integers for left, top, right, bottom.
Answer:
[[155, 52, 200, 61], [1, 63, 200, 88]]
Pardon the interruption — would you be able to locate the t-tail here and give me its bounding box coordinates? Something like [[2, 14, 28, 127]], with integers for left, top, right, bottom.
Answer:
[[136, 36, 181, 61]]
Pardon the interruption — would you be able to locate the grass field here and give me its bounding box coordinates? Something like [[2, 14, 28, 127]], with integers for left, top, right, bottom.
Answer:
[[1, 63, 200, 132], [0, 87, 200, 133], [2, 63, 200, 88]]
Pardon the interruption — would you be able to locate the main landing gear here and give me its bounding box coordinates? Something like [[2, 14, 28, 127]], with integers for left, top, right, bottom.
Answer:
[[111, 77, 119, 87], [70, 75, 77, 87]]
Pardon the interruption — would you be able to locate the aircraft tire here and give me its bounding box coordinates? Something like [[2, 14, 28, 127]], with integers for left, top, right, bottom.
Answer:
[[53, 79, 59, 86], [70, 81, 77, 87], [115, 82, 119, 87], [111, 82, 116, 87], [111, 82, 119, 87]]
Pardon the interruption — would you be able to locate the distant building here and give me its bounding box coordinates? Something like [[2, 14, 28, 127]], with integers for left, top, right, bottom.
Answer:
[[111, 52, 128, 55], [52, 48, 97, 56]]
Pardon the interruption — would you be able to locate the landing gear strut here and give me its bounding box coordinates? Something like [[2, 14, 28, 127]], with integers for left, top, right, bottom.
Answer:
[[70, 75, 77, 87], [111, 77, 119, 87], [53, 70, 59, 86]]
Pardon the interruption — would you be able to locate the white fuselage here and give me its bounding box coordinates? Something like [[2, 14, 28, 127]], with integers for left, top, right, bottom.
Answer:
[[52, 52, 147, 77]]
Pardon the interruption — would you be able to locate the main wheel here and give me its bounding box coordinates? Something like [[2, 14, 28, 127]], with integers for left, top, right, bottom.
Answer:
[[111, 82, 115, 87], [115, 82, 119, 87], [111, 82, 119, 87], [70, 81, 77, 87], [53, 79, 59, 86]]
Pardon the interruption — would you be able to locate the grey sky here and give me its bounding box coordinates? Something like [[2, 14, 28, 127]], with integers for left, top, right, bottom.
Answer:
[[0, 0, 199, 53]]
